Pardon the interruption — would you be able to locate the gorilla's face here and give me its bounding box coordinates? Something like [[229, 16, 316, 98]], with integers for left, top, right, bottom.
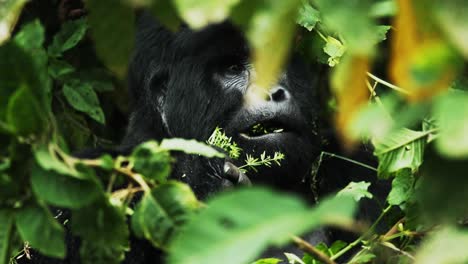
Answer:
[[126, 15, 326, 192]]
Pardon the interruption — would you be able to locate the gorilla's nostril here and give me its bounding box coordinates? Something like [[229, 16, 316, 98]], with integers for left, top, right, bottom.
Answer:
[[271, 88, 287, 102]]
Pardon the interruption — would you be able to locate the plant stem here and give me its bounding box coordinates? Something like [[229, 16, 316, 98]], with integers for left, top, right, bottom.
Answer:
[[366, 72, 410, 94], [331, 205, 392, 261], [292, 235, 336, 264], [321, 151, 377, 172]]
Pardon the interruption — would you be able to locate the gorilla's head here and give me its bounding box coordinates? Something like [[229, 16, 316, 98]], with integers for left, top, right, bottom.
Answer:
[[123, 13, 329, 193]]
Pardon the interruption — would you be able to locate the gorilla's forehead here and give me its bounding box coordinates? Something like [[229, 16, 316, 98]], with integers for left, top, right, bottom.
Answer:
[[174, 22, 250, 61]]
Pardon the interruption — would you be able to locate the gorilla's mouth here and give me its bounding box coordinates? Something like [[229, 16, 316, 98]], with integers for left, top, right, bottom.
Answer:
[[239, 119, 292, 139]]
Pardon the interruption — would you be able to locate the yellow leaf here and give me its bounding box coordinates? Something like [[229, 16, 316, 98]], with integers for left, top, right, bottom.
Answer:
[[389, 0, 458, 101], [332, 55, 370, 148]]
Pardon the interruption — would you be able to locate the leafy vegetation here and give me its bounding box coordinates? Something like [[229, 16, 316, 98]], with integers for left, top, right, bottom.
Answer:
[[1, 0, 468, 264]]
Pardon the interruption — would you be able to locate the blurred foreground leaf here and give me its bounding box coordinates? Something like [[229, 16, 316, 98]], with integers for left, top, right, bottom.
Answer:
[[0, 0, 28, 44], [415, 226, 468, 264], [168, 187, 356, 264]]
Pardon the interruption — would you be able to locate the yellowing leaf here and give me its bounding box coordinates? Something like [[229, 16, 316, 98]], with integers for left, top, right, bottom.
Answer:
[[332, 55, 370, 147], [389, 0, 459, 101]]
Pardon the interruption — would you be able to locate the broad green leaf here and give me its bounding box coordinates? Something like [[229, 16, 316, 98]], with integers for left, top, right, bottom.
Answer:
[[31, 164, 101, 209], [6, 86, 45, 136], [314, 0, 377, 55], [131, 141, 172, 183], [33, 145, 80, 177], [0, 210, 14, 264], [86, 0, 134, 77], [415, 226, 468, 264], [0, 0, 28, 44], [296, 2, 320, 31], [434, 90, 468, 158], [150, 0, 182, 31], [73, 198, 129, 264], [373, 128, 428, 179], [131, 182, 199, 248], [160, 138, 225, 158], [370, 0, 397, 18], [174, 0, 241, 29], [387, 169, 414, 206], [338, 181, 373, 202], [63, 81, 105, 124], [15, 204, 65, 258], [13, 20, 45, 50], [247, 0, 301, 90], [61, 68, 114, 92], [48, 18, 87, 57], [168, 188, 357, 264], [349, 252, 377, 264], [72, 198, 129, 246]]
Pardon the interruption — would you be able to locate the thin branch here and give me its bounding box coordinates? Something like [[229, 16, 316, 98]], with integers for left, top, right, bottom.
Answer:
[[321, 151, 377, 172], [291, 235, 336, 264], [367, 72, 410, 94]]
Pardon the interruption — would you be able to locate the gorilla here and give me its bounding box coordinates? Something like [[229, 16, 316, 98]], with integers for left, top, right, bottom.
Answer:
[[23, 11, 388, 264], [120, 12, 326, 201]]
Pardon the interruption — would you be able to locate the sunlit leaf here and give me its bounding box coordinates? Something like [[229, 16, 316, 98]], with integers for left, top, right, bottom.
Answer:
[[373, 128, 428, 179], [14, 20, 45, 50], [415, 226, 468, 264], [434, 90, 468, 158], [174, 0, 240, 29], [0, 0, 28, 44], [338, 181, 373, 202], [15, 204, 65, 258], [168, 188, 356, 264], [323, 36, 345, 67], [248, 0, 301, 93]]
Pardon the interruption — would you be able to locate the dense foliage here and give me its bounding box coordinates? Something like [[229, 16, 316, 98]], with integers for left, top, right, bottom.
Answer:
[[1, 0, 468, 263]]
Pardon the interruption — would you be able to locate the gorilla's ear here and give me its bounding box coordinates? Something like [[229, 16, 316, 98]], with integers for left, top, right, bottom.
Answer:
[[128, 11, 175, 103]]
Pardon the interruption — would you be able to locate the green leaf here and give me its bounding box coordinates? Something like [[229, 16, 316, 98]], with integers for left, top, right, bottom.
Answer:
[[61, 68, 114, 92], [284, 253, 305, 264], [15, 204, 65, 258], [434, 90, 468, 158], [373, 128, 428, 179], [6, 86, 45, 136], [349, 252, 376, 264], [314, 0, 377, 55], [48, 58, 75, 79], [251, 258, 282, 264], [14, 20, 45, 50], [296, 2, 320, 31], [387, 169, 415, 206], [149, 0, 182, 31], [168, 188, 357, 264], [174, 0, 241, 29], [338, 181, 373, 202], [323, 36, 346, 67], [131, 182, 199, 248], [415, 226, 468, 264], [72, 198, 129, 247], [80, 240, 126, 264], [86, 0, 135, 77], [63, 81, 105, 124], [160, 138, 225, 158], [370, 0, 397, 18], [131, 141, 172, 183], [48, 17, 88, 57], [247, 0, 301, 89], [0, 210, 14, 264], [31, 163, 101, 209], [0, 0, 28, 44]]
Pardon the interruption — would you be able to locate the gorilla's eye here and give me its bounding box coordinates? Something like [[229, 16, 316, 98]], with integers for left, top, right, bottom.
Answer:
[[226, 64, 245, 75]]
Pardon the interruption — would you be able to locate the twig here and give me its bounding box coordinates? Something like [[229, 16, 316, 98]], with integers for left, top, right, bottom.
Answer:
[[383, 218, 405, 239], [115, 167, 151, 193], [321, 151, 377, 172], [331, 205, 393, 260], [291, 235, 336, 264], [366, 72, 410, 94]]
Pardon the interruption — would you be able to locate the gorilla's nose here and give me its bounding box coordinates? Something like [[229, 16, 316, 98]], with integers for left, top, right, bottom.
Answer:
[[269, 87, 289, 102]]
